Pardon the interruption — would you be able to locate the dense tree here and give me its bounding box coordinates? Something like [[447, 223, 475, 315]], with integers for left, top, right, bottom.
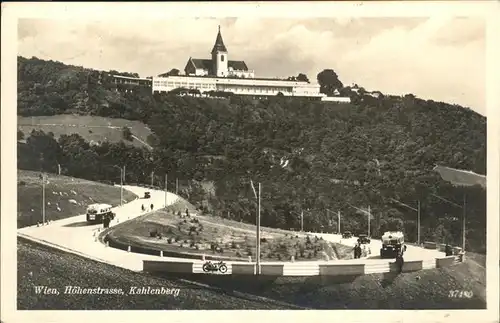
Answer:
[[317, 69, 344, 96]]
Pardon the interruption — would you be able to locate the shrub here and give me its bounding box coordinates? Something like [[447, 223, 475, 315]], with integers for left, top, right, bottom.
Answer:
[[195, 244, 200, 250], [236, 251, 243, 257], [180, 243, 184, 248], [167, 238, 173, 244], [219, 248, 224, 254], [277, 254, 282, 261], [260, 237, 267, 243], [190, 241, 195, 248], [157, 233, 162, 239], [149, 230, 157, 238], [19, 180, 27, 186], [174, 236, 180, 242], [307, 252, 312, 259], [184, 239, 188, 244], [247, 249, 253, 256], [177, 211, 182, 216]]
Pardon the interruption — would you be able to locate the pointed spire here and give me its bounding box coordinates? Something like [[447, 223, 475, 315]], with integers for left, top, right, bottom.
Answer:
[[211, 25, 227, 53]]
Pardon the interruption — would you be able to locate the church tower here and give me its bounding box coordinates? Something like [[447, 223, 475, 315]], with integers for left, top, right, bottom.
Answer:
[[211, 25, 228, 77]]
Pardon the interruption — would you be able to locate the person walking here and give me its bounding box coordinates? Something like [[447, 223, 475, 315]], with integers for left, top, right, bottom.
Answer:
[[150, 203, 154, 211], [141, 204, 145, 212]]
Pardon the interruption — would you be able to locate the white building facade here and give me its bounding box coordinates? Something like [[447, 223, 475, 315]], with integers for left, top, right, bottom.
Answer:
[[152, 26, 334, 100]]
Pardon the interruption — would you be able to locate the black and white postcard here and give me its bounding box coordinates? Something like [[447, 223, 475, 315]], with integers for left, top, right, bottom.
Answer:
[[1, 2, 499, 323]]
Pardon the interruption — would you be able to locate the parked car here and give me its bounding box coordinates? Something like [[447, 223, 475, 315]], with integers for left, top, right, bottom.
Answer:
[[342, 231, 353, 239], [357, 234, 371, 244], [144, 191, 151, 199]]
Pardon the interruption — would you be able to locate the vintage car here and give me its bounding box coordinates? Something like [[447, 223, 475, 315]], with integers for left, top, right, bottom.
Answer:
[[342, 231, 353, 239]]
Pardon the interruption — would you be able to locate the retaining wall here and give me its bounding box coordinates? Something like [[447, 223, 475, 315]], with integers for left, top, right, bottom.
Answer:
[[143, 254, 462, 277]]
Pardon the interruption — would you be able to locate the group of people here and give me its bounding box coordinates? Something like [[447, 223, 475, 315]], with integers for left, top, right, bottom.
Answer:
[[141, 204, 154, 212], [102, 213, 112, 228]]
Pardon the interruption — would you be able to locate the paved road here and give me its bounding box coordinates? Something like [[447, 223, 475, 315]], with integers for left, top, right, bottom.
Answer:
[[18, 185, 444, 270]]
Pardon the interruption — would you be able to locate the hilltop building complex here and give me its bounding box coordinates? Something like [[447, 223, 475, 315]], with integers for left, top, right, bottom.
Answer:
[[110, 26, 350, 102]]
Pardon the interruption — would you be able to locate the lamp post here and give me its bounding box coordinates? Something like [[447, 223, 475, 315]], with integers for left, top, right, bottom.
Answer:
[[250, 180, 261, 275], [390, 198, 421, 245], [41, 173, 48, 224], [164, 173, 168, 207], [431, 193, 466, 251], [326, 208, 341, 234], [112, 165, 125, 207]]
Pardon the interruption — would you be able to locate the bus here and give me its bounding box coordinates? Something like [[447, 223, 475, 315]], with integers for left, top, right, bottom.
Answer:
[[380, 231, 406, 259], [86, 203, 115, 223]]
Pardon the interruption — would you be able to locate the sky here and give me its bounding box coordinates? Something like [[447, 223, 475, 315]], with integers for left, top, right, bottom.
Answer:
[[17, 16, 486, 115]]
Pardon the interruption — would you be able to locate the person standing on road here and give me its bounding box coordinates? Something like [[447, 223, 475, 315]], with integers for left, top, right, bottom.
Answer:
[[396, 250, 404, 273], [150, 203, 154, 211], [445, 244, 452, 256]]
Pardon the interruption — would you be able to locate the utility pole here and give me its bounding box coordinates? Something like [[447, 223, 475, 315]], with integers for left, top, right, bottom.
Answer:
[[338, 211, 341, 234], [257, 182, 261, 275], [417, 200, 421, 245], [176, 178, 179, 195], [165, 173, 168, 207], [250, 180, 261, 275], [462, 193, 466, 251], [57, 163, 61, 175], [151, 171, 154, 187], [300, 210, 304, 232], [120, 167, 123, 207], [41, 173, 47, 224], [368, 205, 371, 236]]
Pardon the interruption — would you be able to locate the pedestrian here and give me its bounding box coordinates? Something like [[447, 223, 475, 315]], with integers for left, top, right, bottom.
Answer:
[[445, 244, 452, 256], [141, 204, 145, 212], [396, 251, 404, 273], [150, 203, 154, 211], [103, 214, 110, 229]]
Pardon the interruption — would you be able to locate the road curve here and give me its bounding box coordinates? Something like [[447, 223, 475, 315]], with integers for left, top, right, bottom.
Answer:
[[18, 185, 444, 271]]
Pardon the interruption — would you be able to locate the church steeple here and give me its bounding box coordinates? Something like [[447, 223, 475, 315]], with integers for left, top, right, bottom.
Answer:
[[211, 25, 228, 54]]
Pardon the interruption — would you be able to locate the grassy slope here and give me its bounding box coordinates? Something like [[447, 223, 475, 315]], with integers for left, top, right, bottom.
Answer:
[[17, 115, 152, 149], [17, 239, 294, 310], [17, 170, 137, 228]]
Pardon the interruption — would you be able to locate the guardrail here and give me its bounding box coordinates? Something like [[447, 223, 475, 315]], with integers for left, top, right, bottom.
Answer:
[[142, 255, 462, 276]]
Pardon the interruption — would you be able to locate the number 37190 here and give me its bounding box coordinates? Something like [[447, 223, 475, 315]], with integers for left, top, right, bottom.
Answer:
[[448, 290, 473, 298]]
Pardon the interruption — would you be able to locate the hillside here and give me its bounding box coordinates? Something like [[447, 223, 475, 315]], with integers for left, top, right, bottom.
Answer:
[[17, 238, 295, 310], [17, 170, 137, 228], [17, 56, 487, 253], [18, 115, 152, 149]]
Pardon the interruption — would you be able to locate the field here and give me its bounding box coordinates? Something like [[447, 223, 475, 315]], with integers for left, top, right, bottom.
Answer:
[[17, 170, 137, 228], [433, 165, 486, 188], [17, 115, 153, 149], [106, 198, 359, 262]]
